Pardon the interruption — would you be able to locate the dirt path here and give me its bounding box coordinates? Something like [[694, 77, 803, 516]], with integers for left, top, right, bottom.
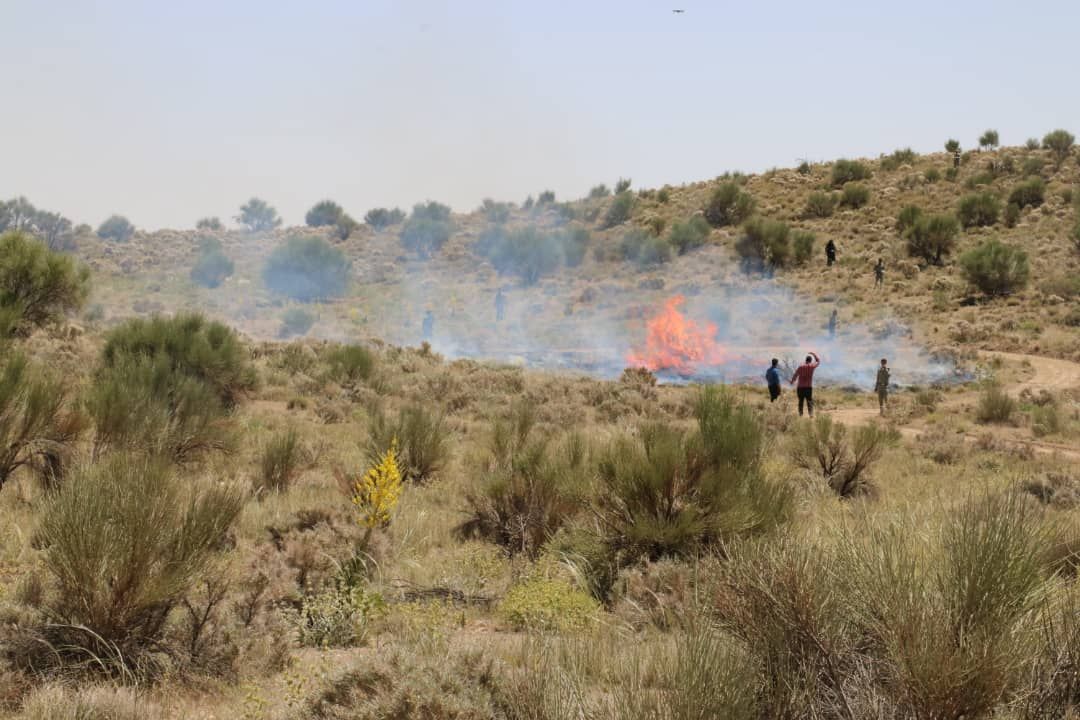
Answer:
[[830, 351, 1080, 461]]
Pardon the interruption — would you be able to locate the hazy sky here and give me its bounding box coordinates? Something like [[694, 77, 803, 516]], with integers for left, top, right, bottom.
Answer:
[[3, 0, 1077, 230]]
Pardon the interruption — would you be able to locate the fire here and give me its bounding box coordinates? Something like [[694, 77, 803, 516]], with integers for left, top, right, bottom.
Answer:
[[627, 295, 730, 375]]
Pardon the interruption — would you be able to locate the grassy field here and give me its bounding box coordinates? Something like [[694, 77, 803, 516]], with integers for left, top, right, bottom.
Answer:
[[0, 141, 1078, 718]]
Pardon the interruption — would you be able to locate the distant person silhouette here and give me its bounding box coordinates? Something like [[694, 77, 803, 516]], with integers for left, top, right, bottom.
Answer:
[[790, 352, 820, 417], [953, 150, 961, 168], [825, 239, 837, 267], [495, 288, 506, 322], [765, 358, 782, 402], [874, 258, 885, 288], [875, 358, 891, 415], [828, 309, 838, 339]]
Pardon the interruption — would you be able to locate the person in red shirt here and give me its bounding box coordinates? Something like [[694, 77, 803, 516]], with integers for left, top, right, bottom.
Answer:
[[790, 351, 820, 417]]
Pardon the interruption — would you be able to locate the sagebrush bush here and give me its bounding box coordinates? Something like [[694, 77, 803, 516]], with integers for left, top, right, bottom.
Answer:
[[839, 183, 870, 208], [957, 192, 1001, 228], [324, 344, 376, 384], [305, 199, 344, 227], [667, 216, 710, 255], [263, 236, 351, 301], [367, 403, 447, 483], [189, 240, 234, 289], [976, 381, 1017, 423], [1008, 177, 1045, 209], [0, 354, 82, 489], [35, 453, 244, 677], [960, 238, 1030, 296], [364, 207, 405, 229], [880, 147, 917, 171], [602, 191, 635, 229], [905, 213, 960, 265], [480, 198, 512, 224], [254, 428, 304, 493], [792, 230, 815, 266], [803, 191, 836, 218], [279, 307, 315, 337], [96, 215, 134, 242], [736, 217, 790, 272], [195, 217, 222, 231], [945, 139, 961, 153], [476, 225, 579, 284], [896, 205, 924, 234], [1004, 202, 1021, 228], [703, 182, 755, 227], [0, 231, 90, 336], [925, 167, 941, 183], [1043, 128, 1075, 167], [334, 213, 358, 241], [235, 197, 281, 232], [588, 184, 611, 199], [102, 313, 256, 407], [620, 228, 672, 266], [979, 129, 1000, 150], [830, 159, 871, 187]]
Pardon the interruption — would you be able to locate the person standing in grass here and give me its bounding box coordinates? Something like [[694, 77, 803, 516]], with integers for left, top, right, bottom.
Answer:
[[828, 309, 838, 339], [765, 358, 782, 403], [790, 351, 820, 417], [875, 358, 891, 415], [825, 239, 837, 267], [874, 258, 885, 288]]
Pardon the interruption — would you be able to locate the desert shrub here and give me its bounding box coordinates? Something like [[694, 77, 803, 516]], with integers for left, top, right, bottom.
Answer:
[[1043, 129, 1075, 167], [96, 215, 134, 242], [1031, 404, 1063, 438], [1008, 177, 1045, 209], [324, 345, 375, 384], [966, 171, 995, 189], [602, 191, 635, 229], [367, 403, 447, 483], [499, 577, 599, 632], [839, 183, 870, 208], [85, 354, 232, 464], [830, 159, 871, 187], [536, 190, 555, 205], [18, 685, 165, 720], [476, 225, 588, 282], [881, 147, 917, 171], [189, 241, 234, 289], [263, 236, 351, 301], [596, 388, 790, 562], [279, 307, 315, 338], [960, 238, 1030, 296], [195, 217, 222, 231], [945, 139, 961, 153], [896, 205, 924, 234], [31, 209, 75, 251], [1022, 156, 1045, 177], [703, 182, 756, 227], [790, 416, 887, 497], [292, 583, 384, 648], [35, 453, 243, 677], [905, 213, 960, 265], [667, 216, 711, 255], [458, 402, 581, 558], [946, 166, 959, 181], [0, 231, 90, 336], [979, 129, 1000, 150], [0, 355, 82, 489], [101, 313, 255, 407], [363, 207, 405, 229], [1041, 273, 1080, 299], [235, 197, 281, 232], [736, 216, 791, 272], [792, 231, 815, 266], [254, 428, 304, 493], [1024, 137, 1040, 150], [613, 178, 632, 194], [925, 167, 942, 183], [976, 382, 1016, 423], [657, 186, 672, 202], [400, 203, 453, 258], [480, 198, 512, 224], [333, 213, 358, 241], [620, 228, 672, 266], [1004, 202, 1021, 228], [305, 199, 344, 227], [957, 192, 1001, 227], [803, 191, 836, 218], [588, 184, 611, 199]]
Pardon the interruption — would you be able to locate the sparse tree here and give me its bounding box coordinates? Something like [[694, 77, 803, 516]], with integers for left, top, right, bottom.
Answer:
[[945, 139, 961, 154], [957, 192, 1000, 228], [97, 215, 135, 242], [364, 207, 405, 229], [537, 190, 556, 205], [235, 198, 282, 232], [1043, 129, 1076, 168], [614, 178, 632, 194], [305, 199, 344, 227], [0, 197, 37, 233], [334, 213, 358, 241], [979, 129, 1000, 151], [0, 231, 90, 336], [32, 210, 73, 252], [195, 217, 223, 231]]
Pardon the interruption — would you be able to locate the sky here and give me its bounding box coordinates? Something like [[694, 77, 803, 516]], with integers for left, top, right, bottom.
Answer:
[[2, 0, 1078, 230]]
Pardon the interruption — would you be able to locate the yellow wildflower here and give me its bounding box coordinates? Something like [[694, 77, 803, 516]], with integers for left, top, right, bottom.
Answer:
[[352, 439, 402, 529]]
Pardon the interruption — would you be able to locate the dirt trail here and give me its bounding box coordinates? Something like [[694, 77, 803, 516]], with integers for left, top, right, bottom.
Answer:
[[830, 351, 1080, 461]]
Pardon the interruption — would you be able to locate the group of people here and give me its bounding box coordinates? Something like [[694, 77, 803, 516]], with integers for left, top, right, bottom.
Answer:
[[823, 240, 887, 288], [766, 353, 891, 417], [421, 287, 509, 341]]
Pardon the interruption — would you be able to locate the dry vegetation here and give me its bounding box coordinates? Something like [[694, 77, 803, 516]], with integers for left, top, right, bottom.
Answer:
[[0, 136, 1079, 718]]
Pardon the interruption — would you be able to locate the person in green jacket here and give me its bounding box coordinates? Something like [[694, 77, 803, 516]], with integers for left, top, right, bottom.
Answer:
[[875, 358, 890, 415]]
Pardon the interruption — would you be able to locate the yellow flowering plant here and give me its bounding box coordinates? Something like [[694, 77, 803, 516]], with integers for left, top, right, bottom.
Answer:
[[352, 439, 402, 534]]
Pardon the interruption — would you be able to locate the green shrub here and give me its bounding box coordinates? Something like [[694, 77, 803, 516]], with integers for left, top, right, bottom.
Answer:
[[957, 192, 1001, 228], [279, 307, 315, 337], [101, 313, 256, 407], [905, 213, 960, 265], [324, 345, 375, 384], [976, 382, 1016, 423], [364, 207, 405, 229], [736, 217, 791, 272], [96, 215, 135, 242], [703, 182, 756, 227], [254, 428, 304, 493], [1025, 137, 1040, 150], [926, 168, 941, 183], [792, 231, 815, 266], [657, 186, 672, 203], [946, 166, 959, 182], [620, 228, 672, 266], [839, 183, 870, 208], [1039, 274, 1080, 299], [588, 184, 611, 199], [1031, 404, 1063, 438], [305, 199, 344, 227], [195, 217, 223, 231], [367, 403, 448, 483], [965, 171, 995, 189], [234, 197, 281, 232], [803, 191, 836, 218], [960, 238, 1030, 296], [0, 355, 82, 489], [0, 231, 90, 336], [1043, 129, 1075, 167], [536, 190, 555, 205], [263, 236, 351, 300], [896, 205, 924, 234], [35, 453, 243, 676], [498, 577, 599, 632], [334, 214, 358, 241], [614, 178, 632, 194], [602, 191, 635, 229], [881, 147, 917, 171], [945, 139, 961, 153], [1003, 202, 1020, 228], [1022, 156, 1045, 177], [189, 243, 234, 289], [797, 161, 812, 175], [790, 416, 888, 496], [476, 225, 588, 283], [480, 198, 512, 224], [1008, 177, 1045, 209], [830, 159, 871, 187], [667, 216, 711, 255], [400, 217, 452, 259], [979, 129, 1000, 150]]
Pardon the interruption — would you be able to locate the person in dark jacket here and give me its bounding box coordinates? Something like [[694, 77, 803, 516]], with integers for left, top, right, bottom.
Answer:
[[790, 351, 821, 417], [825, 239, 837, 266], [875, 358, 891, 415], [765, 358, 782, 402], [874, 258, 885, 288]]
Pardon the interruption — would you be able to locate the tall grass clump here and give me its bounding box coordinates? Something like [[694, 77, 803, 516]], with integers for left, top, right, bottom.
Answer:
[[1008, 177, 1045, 209], [790, 415, 888, 497], [839, 183, 870, 209], [401, 202, 453, 258], [975, 381, 1017, 423], [34, 453, 244, 677], [703, 182, 755, 228], [323, 344, 376, 385], [254, 427, 304, 494], [803, 191, 836, 218], [0, 230, 90, 336], [830, 159, 871, 187], [960, 238, 1030, 296], [367, 403, 448, 483]]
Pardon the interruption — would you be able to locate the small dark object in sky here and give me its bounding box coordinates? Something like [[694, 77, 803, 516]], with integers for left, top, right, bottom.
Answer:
[[673, 9, 685, 13]]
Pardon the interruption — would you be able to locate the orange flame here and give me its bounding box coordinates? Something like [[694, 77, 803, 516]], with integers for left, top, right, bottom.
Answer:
[[627, 295, 730, 375]]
